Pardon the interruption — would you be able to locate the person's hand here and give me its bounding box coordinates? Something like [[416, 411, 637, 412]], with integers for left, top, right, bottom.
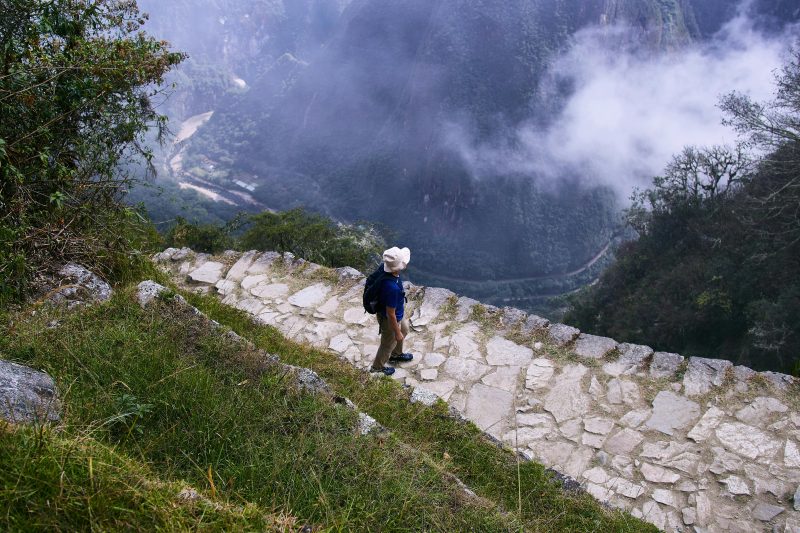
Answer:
[[395, 330, 405, 342]]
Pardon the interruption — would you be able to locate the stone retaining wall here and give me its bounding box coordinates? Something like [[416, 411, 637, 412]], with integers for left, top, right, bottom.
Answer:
[[155, 248, 800, 532]]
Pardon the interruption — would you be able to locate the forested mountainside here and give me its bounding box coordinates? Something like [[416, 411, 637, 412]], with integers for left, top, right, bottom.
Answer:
[[565, 47, 800, 374], [135, 0, 797, 314]]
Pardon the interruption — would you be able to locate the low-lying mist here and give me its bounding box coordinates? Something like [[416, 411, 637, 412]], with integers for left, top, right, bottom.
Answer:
[[446, 4, 797, 199]]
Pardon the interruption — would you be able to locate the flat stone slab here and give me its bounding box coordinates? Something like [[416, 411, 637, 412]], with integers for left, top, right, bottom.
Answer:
[[544, 364, 590, 423], [687, 406, 725, 442], [465, 384, 513, 430], [573, 334, 618, 359], [225, 251, 257, 282], [603, 343, 653, 376], [683, 357, 733, 396], [442, 357, 490, 382], [735, 397, 788, 425], [0, 360, 60, 423], [526, 358, 555, 389], [547, 323, 580, 346], [649, 352, 683, 379], [250, 283, 289, 299], [645, 391, 701, 436], [715, 422, 782, 460], [410, 287, 454, 327], [288, 283, 331, 308], [485, 336, 533, 366], [188, 261, 225, 284]]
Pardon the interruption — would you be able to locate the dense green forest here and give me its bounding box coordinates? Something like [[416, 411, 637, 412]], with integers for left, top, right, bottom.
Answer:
[[566, 49, 800, 374]]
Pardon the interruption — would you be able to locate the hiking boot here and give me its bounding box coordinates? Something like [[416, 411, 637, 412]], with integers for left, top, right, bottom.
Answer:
[[370, 366, 396, 376], [389, 352, 414, 363]]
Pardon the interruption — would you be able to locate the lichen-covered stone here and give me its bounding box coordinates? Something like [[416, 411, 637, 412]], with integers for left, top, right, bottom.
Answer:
[[683, 357, 732, 396], [573, 334, 618, 359], [0, 360, 60, 423], [650, 351, 683, 379], [547, 323, 580, 346]]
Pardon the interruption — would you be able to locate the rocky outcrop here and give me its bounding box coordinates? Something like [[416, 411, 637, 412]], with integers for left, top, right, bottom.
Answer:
[[155, 249, 800, 532], [0, 360, 60, 424]]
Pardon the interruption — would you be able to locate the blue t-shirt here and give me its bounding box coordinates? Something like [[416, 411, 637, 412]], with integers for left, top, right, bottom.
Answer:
[[379, 275, 405, 320]]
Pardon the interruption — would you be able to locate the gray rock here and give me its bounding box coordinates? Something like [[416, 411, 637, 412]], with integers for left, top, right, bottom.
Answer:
[[645, 391, 701, 436], [410, 387, 439, 406], [465, 384, 513, 431], [733, 365, 757, 382], [171, 247, 192, 262], [455, 296, 479, 321], [500, 307, 527, 328], [640, 463, 680, 483], [521, 314, 550, 334], [547, 323, 580, 347], [687, 406, 725, 442], [603, 343, 653, 376], [715, 422, 782, 460], [152, 247, 178, 262], [735, 397, 788, 425], [357, 412, 380, 435], [137, 280, 168, 307], [246, 251, 280, 275], [188, 261, 225, 285], [0, 360, 60, 423], [526, 358, 555, 389], [410, 287, 455, 327], [794, 485, 800, 511], [573, 334, 618, 359], [336, 266, 364, 281], [606, 378, 640, 405], [288, 283, 331, 308], [604, 428, 644, 455], [683, 357, 732, 396], [485, 336, 533, 366], [649, 351, 684, 379], [225, 251, 258, 282], [48, 263, 113, 306], [752, 502, 784, 522], [543, 364, 590, 423], [720, 475, 750, 495], [761, 371, 795, 390]]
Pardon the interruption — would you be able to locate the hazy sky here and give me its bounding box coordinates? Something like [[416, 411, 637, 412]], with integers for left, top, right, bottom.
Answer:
[[445, 4, 798, 199]]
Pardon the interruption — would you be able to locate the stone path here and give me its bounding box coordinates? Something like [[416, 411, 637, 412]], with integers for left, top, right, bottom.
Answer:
[[156, 248, 800, 532]]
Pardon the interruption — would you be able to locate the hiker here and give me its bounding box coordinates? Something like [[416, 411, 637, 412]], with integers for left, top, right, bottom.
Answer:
[[369, 247, 414, 376]]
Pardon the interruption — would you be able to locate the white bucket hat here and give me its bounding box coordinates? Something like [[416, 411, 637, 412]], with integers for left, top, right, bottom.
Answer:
[[383, 246, 411, 273]]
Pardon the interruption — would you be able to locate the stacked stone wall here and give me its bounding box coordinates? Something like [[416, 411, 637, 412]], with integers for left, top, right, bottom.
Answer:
[[155, 248, 800, 532]]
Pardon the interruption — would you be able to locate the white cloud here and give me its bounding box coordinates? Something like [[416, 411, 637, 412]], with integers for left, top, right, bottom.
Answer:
[[446, 5, 798, 199]]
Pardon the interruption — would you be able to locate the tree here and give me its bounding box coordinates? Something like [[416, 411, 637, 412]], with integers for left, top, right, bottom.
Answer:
[[240, 208, 384, 272], [0, 0, 184, 301]]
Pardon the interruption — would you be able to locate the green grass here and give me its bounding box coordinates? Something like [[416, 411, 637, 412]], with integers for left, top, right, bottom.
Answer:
[[0, 290, 516, 531], [0, 274, 655, 531], [0, 424, 293, 531]]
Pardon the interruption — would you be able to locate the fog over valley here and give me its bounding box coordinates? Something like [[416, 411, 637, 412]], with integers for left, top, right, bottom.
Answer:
[[132, 0, 800, 315]]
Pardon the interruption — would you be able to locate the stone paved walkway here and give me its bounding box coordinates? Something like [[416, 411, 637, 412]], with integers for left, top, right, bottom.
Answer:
[[156, 248, 800, 532]]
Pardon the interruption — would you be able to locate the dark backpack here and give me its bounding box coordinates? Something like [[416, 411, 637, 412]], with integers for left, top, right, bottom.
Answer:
[[362, 264, 394, 314]]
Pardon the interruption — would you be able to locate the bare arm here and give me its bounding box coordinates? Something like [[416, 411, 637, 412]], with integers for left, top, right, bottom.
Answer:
[[386, 306, 404, 342]]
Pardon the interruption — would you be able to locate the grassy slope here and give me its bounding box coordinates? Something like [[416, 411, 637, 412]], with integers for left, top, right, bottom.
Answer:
[[0, 268, 654, 531]]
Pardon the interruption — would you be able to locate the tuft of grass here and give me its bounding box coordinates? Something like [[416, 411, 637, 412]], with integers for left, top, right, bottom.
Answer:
[[0, 423, 292, 532]]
